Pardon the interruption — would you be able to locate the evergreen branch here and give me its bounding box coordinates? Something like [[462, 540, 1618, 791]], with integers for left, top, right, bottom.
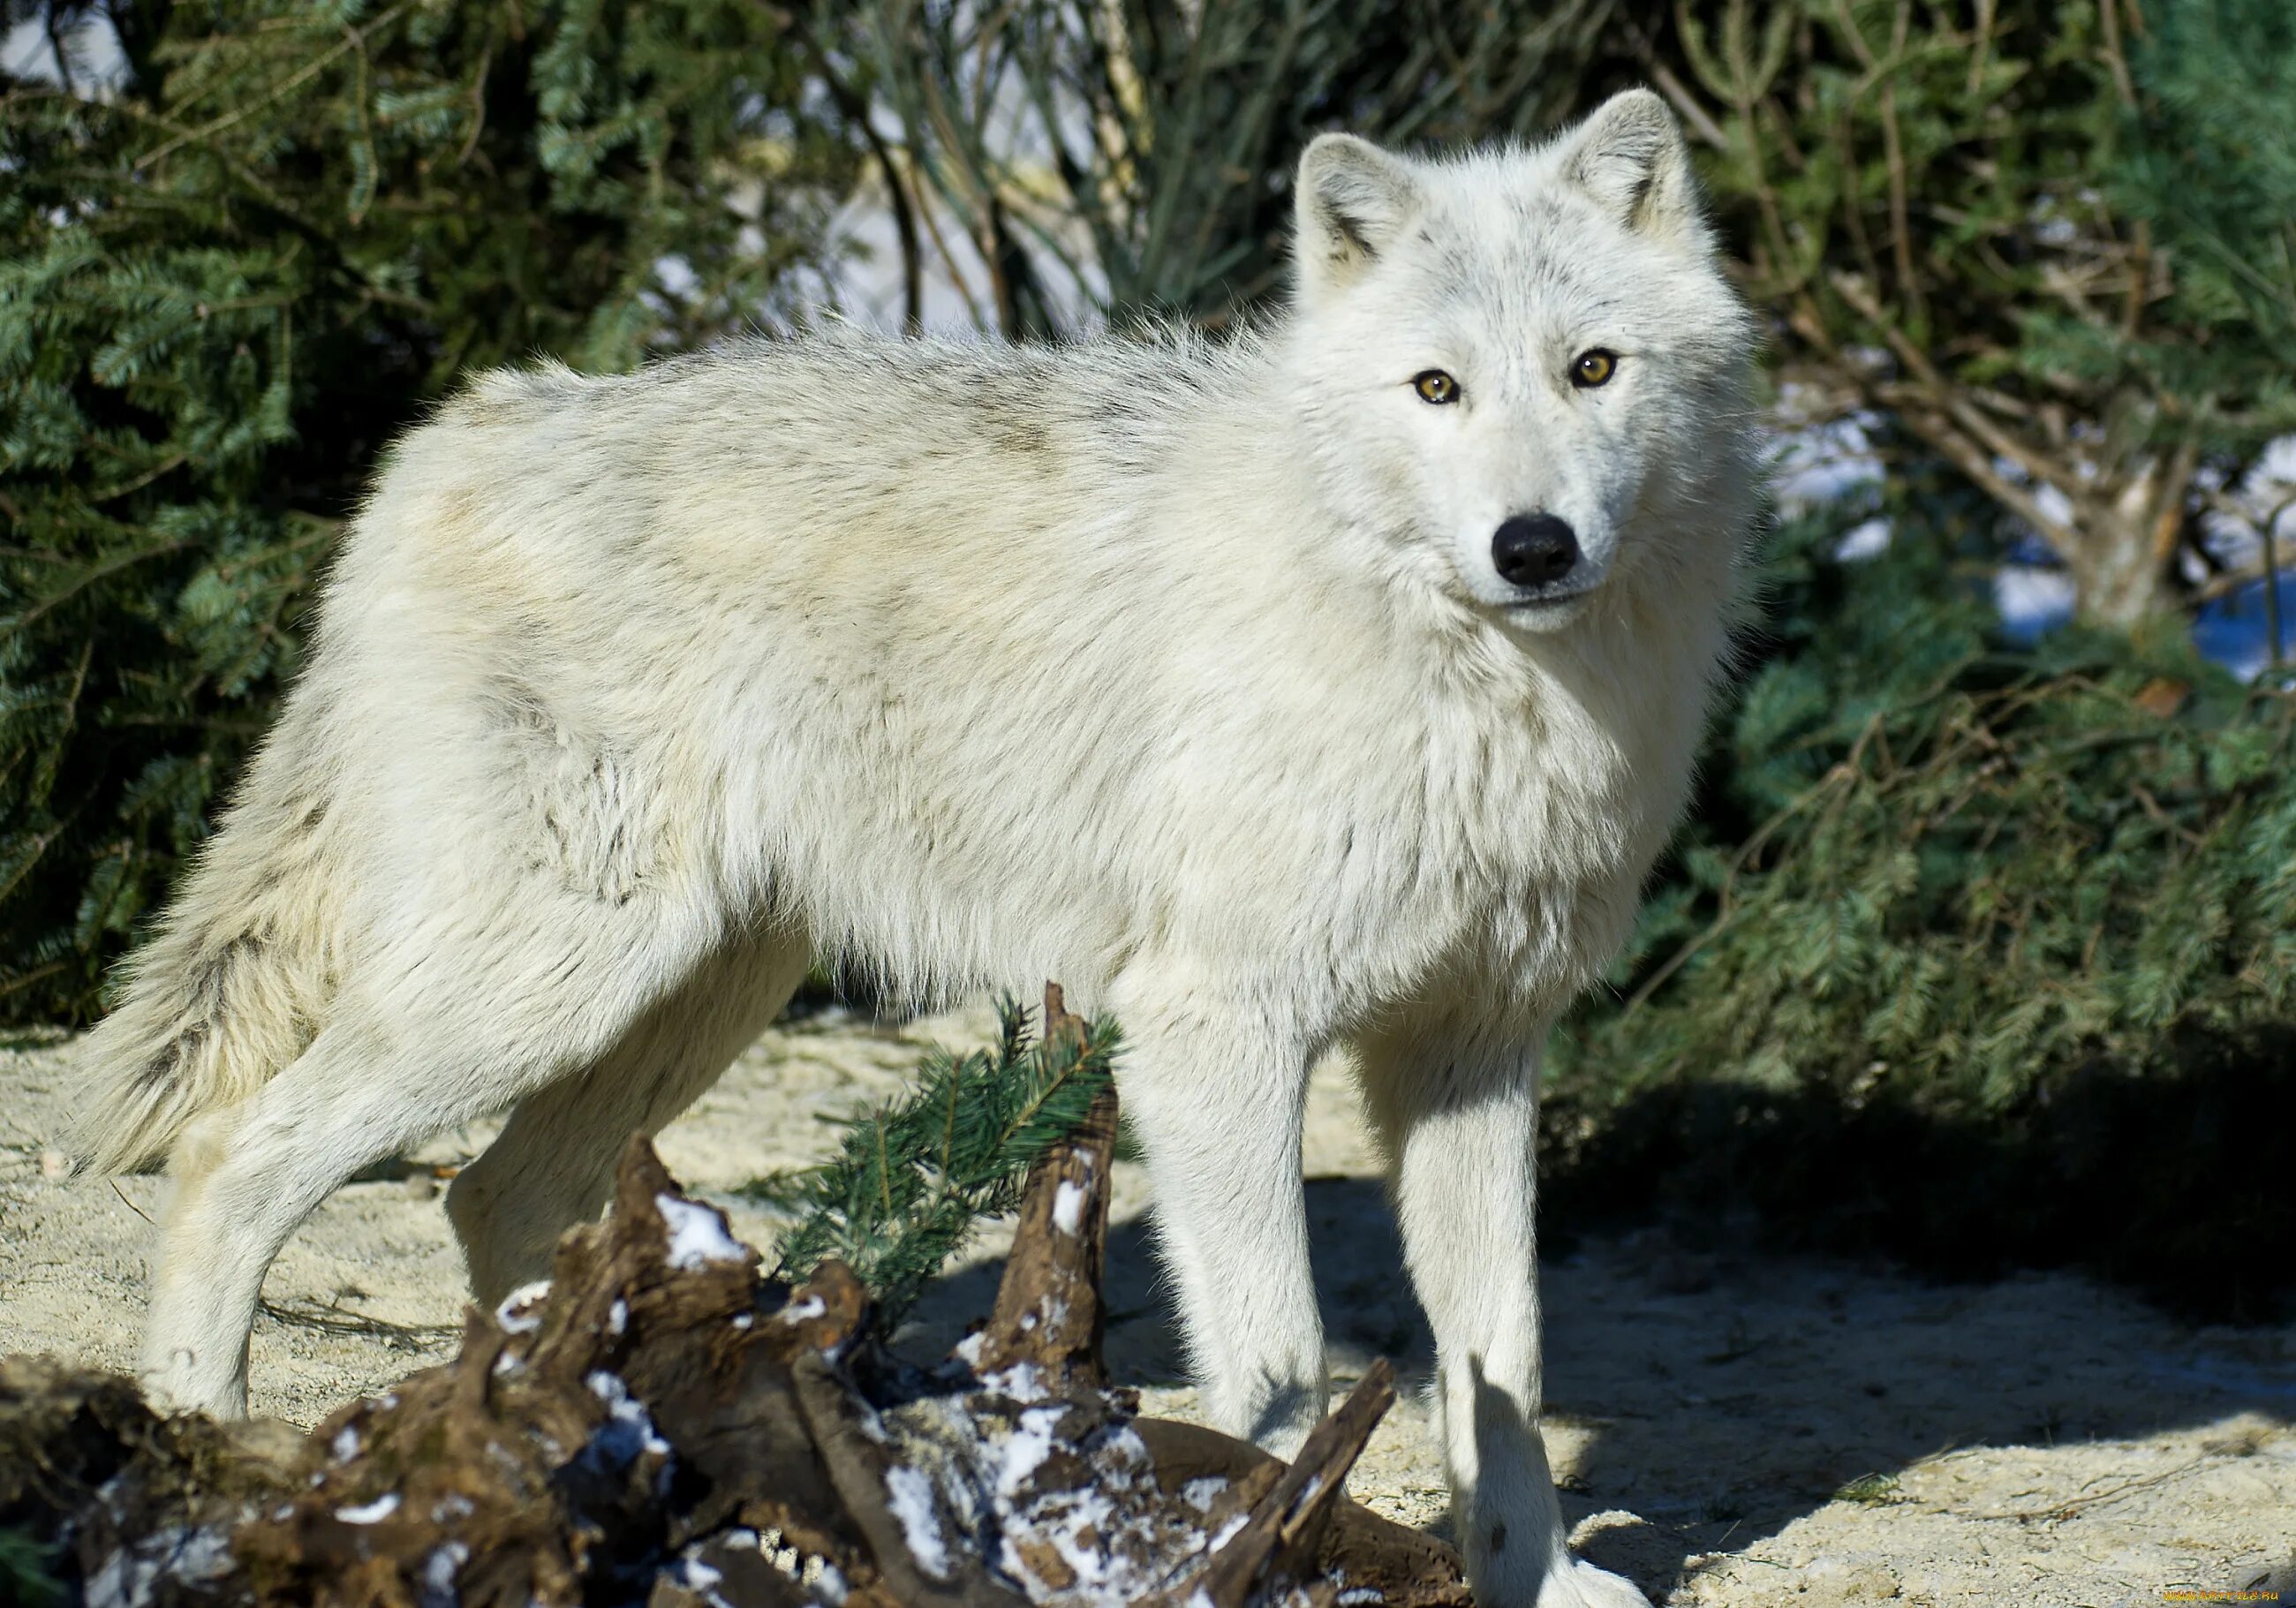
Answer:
[[749, 993, 1121, 1325], [133, 2, 418, 172], [0, 1527, 62, 1608], [0, 536, 189, 631]]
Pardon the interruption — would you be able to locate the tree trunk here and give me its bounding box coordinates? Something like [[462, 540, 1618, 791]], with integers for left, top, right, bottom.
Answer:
[[2062, 445, 2196, 629], [2066, 504, 2177, 627]]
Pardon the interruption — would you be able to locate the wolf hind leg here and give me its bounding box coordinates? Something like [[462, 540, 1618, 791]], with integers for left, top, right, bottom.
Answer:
[[140, 891, 740, 1419], [445, 928, 812, 1307], [142, 1016, 534, 1419]]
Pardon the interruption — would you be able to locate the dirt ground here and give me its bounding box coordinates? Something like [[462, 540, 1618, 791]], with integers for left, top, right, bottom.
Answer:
[[4, 1000, 2291, 1606]]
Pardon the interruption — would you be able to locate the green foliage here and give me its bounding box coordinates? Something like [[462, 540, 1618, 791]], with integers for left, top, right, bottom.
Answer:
[[0, 0, 858, 1027], [1672, 0, 2126, 363], [1652, 0, 2296, 620], [1545, 493, 2296, 1314], [0, 1524, 63, 1607], [750, 998, 1120, 1324], [2099, 0, 2296, 447]]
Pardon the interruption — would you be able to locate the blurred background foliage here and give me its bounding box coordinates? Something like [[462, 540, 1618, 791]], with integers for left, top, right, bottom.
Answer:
[[3, 0, 2291, 1306], [1545, 487, 2295, 1316], [1, 0, 856, 1023]]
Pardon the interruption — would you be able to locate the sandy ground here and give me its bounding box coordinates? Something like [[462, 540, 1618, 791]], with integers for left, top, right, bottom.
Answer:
[[3, 1000, 2291, 1606]]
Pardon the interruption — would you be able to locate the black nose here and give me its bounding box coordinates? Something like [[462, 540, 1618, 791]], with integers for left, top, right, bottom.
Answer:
[[1492, 513, 1581, 588]]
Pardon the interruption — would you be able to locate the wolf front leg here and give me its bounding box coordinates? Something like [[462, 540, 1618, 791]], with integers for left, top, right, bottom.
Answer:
[[1109, 974, 1328, 1458], [1356, 1018, 1650, 1608]]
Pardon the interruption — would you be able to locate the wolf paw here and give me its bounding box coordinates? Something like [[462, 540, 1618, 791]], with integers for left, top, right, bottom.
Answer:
[[1534, 1557, 1653, 1608]]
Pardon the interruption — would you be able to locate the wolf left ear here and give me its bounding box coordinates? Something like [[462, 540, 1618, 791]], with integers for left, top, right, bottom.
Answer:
[[1560, 87, 1700, 242], [1294, 133, 1422, 306]]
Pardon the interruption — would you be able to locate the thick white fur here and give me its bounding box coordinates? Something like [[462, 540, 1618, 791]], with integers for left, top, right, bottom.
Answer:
[[74, 90, 1756, 1608]]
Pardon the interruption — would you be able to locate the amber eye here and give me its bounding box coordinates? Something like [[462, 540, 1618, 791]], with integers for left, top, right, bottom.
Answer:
[[1570, 349, 1619, 389], [1412, 369, 1461, 405]]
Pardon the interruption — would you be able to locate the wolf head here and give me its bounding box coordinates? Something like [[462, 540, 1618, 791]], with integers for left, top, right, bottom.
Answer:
[[1286, 89, 1756, 631]]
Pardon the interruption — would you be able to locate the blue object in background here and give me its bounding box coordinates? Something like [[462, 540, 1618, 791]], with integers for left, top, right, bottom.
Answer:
[[1988, 551, 2295, 683], [2192, 570, 2296, 684]]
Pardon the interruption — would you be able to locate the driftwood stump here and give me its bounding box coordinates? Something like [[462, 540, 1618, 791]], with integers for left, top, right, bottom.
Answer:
[[0, 982, 1468, 1607], [968, 985, 1116, 1393]]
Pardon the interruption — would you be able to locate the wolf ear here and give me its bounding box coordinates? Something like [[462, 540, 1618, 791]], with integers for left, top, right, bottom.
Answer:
[[1294, 133, 1422, 305], [1559, 87, 1700, 242]]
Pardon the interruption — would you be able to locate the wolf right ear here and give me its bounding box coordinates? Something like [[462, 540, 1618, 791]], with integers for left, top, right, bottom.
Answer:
[[1294, 134, 1421, 306]]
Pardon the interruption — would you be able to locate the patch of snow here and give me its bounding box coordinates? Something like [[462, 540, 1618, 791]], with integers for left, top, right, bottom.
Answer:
[[1182, 1476, 1227, 1513], [495, 1280, 550, 1333], [608, 1298, 627, 1336], [418, 1541, 468, 1608], [780, 1295, 827, 1324], [1832, 516, 1892, 562], [336, 1492, 400, 1525], [981, 1362, 1046, 1401], [890, 1388, 1214, 1606], [2030, 480, 2075, 531], [331, 1424, 360, 1462], [657, 1193, 749, 1270], [1994, 565, 2076, 645], [1040, 1485, 1122, 1590], [1052, 1179, 1087, 1234], [817, 1561, 850, 1604], [2199, 434, 2296, 572], [1764, 403, 1884, 520], [83, 1524, 234, 1608], [996, 1406, 1066, 1499], [886, 1465, 951, 1580], [586, 1370, 675, 1461]]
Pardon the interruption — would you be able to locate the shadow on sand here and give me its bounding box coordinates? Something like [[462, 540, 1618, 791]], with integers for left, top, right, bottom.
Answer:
[[899, 1153, 2296, 1601]]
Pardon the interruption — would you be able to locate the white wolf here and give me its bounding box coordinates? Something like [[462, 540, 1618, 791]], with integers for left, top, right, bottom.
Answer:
[[75, 88, 1756, 1608]]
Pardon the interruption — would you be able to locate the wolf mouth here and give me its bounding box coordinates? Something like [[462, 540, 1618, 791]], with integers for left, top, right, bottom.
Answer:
[[1504, 584, 1599, 610]]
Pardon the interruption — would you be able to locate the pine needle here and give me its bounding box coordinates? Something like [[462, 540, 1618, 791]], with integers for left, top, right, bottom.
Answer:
[[749, 994, 1120, 1325]]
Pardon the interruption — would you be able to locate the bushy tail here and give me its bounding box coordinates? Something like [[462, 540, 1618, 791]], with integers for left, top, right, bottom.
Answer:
[[72, 743, 341, 1175]]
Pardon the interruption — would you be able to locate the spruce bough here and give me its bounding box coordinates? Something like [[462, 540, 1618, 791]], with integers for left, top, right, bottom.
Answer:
[[753, 994, 1120, 1325]]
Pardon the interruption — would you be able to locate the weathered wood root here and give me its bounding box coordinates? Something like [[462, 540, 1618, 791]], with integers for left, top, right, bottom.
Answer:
[[969, 984, 1120, 1393], [1167, 1359, 1400, 1608], [1, 980, 1469, 1606]]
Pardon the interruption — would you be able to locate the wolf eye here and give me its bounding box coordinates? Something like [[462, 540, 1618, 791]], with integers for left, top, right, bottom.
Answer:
[[1570, 350, 1619, 389], [1412, 369, 1461, 405]]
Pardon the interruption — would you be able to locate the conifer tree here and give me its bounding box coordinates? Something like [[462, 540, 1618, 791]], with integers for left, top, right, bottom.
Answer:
[[1644, 0, 2296, 625], [0, 0, 858, 1026], [1547, 490, 2296, 1313]]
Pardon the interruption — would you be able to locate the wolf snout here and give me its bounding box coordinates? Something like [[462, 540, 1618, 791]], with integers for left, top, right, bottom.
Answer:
[[1492, 512, 1581, 589]]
